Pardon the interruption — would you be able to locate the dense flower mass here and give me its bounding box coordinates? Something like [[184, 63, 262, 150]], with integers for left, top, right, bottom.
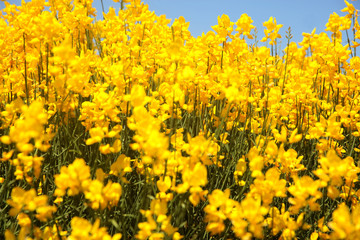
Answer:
[[0, 0, 360, 239]]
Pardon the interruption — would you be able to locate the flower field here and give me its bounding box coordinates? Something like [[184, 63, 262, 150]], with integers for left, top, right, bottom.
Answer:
[[1, 0, 360, 239]]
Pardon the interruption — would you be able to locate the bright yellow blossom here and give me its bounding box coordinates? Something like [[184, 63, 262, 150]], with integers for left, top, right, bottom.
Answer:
[[54, 158, 91, 196]]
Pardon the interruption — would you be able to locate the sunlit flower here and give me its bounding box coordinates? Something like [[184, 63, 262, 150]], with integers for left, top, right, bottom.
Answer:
[[54, 158, 91, 196]]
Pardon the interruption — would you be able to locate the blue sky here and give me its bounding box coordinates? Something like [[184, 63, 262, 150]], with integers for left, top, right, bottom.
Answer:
[[131, 0, 348, 45], [100, 0, 350, 44], [1, 0, 353, 45]]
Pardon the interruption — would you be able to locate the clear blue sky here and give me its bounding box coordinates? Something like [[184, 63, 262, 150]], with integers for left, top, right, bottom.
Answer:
[[1, 0, 354, 45], [136, 0, 350, 45]]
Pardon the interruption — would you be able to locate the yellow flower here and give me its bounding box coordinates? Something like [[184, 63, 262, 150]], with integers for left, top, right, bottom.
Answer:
[[5, 230, 16, 240], [51, 35, 76, 66], [266, 204, 304, 239], [234, 156, 247, 185], [17, 213, 31, 228], [136, 210, 157, 240], [314, 149, 360, 198], [85, 127, 105, 145], [325, 12, 351, 33], [289, 128, 302, 144], [260, 17, 283, 45], [150, 198, 167, 217], [189, 187, 208, 206], [272, 126, 287, 143], [249, 167, 287, 207], [182, 134, 219, 165], [265, 140, 278, 159], [35, 205, 57, 222], [328, 203, 360, 239], [247, 147, 264, 178], [109, 154, 132, 181], [7, 187, 56, 222], [157, 176, 172, 193], [235, 13, 255, 39], [276, 144, 305, 175], [178, 162, 208, 193], [204, 189, 238, 235], [7, 187, 37, 216], [103, 181, 122, 208], [341, 0, 356, 16], [130, 85, 149, 107], [54, 158, 91, 196], [69, 217, 121, 240], [240, 196, 269, 239], [211, 14, 234, 41], [84, 180, 105, 210], [288, 175, 322, 214], [206, 222, 225, 236], [4, 100, 51, 154], [306, 122, 326, 139], [326, 114, 345, 140]]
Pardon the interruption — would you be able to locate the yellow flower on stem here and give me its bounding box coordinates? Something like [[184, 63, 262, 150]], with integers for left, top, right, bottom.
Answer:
[[7, 187, 37, 216], [54, 158, 91, 196], [288, 175, 322, 214], [260, 17, 283, 45], [341, 0, 356, 16], [266, 203, 304, 239], [176, 162, 208, 194], [204, 189, 239, 235], [136, 210, 157, 240], [234, 156, 247, 185], [272, 126, 287, 143], [235, 13, 255, 39], [110, 154, 132, 181], [249, 167, 287, 207], [247, 147, 264, 178], [7, 187, 57, 222], [289, 128, 302, 144], [211, 14, 234, 41]]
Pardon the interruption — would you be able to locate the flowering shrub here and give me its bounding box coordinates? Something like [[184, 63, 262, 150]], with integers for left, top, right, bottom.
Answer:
[[1, 0, 360, 239]]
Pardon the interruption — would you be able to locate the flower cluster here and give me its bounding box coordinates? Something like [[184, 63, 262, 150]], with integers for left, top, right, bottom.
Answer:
[[1, 0, 360, 239]]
